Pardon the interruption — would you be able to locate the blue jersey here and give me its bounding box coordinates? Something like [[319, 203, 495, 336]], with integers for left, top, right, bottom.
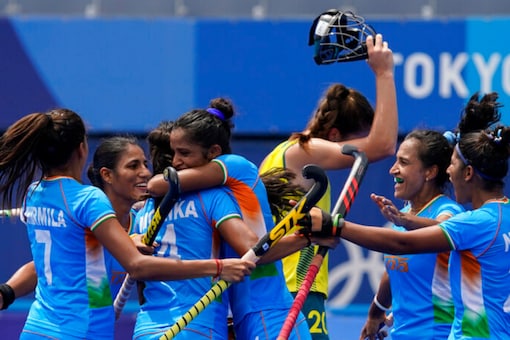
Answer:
[[108, 208, 137, 298], [385, 194, 464, 340], [20, 176, 117, 339], [132, 188, 241, 340], [439, 198, 510, 340], [215, 154, 310, 340]]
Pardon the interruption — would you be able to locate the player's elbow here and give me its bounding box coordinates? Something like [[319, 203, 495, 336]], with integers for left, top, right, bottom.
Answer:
[[382, 143, 397, 158], [364, 139, 397, 163], [146, 175, 166, 197], [123, 258, 150, 281], [375, 139, 397, 160]]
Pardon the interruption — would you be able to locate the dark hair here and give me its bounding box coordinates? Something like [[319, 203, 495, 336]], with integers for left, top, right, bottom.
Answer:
[[291, 83, 374, 144], [147, 120, 174, 174], [146, 121, 175, 208], [260, 168, 305, 220], [87, 135, 140, 189], [172, 97, 235, 154], [404, 130, 453, 191], [458, 92, 502, 133], [456, 92, 508, 189], [0, 108, 86, 209]]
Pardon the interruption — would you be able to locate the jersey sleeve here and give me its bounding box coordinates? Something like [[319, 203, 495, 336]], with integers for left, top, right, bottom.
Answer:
[[438, 209, 493, 253], [75, 186, 116, 231], [437, 201, 465, 218], [200, 188, 242, 228], [214, 154, 259, 186]]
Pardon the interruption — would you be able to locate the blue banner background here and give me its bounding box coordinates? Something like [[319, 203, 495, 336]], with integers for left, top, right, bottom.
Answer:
[[2, 17, 509, 134]]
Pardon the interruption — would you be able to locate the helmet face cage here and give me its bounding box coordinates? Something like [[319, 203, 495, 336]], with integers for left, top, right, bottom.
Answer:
[[308, 10, 377, 65]]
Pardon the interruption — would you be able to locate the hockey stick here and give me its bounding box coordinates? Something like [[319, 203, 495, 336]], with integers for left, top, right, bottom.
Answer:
[[277, 144, 369, 339], [113, 166, 180, 320], [0, 208, 21, 218], [159, 164, 328, 340]]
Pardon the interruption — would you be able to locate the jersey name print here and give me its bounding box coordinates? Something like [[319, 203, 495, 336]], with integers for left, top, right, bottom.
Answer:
[[24, 206, 66, 227]]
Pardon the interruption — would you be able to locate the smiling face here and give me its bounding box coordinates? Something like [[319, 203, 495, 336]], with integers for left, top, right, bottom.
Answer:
[[102, 143, 151, 204], [170, 127, 216, 170], [389, 138, 430, 201]]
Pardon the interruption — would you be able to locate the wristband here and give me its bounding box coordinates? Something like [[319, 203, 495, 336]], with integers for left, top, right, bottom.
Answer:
[[0, 283, 15, 310], [332, 214, 344, 236], [373, 294, 391, 312], [309, 210, 343, 237], [321, 210, 332, 234], [213, 259, 223, 279]]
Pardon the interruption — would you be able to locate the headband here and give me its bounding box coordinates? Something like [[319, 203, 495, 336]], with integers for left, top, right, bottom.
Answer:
[[455, 143, 469, 166], [455, 143, 500, 181]]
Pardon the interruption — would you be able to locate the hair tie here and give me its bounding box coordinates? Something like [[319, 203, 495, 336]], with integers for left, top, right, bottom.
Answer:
[[494, 128, 503, 144], [486, 128, 503, 144], [443, 131, 459, 146], [206, 108, 225, 121]]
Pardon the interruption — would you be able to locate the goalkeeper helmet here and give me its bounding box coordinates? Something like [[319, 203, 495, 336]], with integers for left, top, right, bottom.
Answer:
[[308, 9, 377, 65]]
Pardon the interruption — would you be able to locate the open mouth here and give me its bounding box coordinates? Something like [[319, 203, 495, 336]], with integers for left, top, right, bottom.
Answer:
[[394, 177, 404, 184], [135, 183, 148, 190]]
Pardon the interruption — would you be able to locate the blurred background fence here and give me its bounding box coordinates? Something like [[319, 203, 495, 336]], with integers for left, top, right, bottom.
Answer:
[[0, 0, 509, 18]]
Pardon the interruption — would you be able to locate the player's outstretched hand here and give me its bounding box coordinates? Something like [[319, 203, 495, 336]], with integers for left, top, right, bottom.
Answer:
[[370, 193, 405, 226]]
